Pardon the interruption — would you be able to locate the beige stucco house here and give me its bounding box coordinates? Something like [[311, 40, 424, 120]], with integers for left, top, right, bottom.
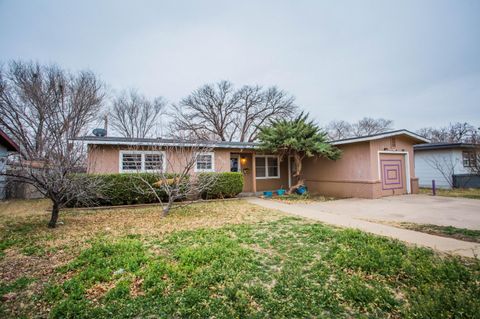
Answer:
[[75, 129, 429, 199]]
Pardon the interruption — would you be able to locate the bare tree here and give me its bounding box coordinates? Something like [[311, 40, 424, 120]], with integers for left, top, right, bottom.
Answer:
[[170, 81, 240, 141], [234, 85, 296, 142], [416, 122, 478, 143], [325, 120, 353, 140], [424, 154, 458, 188], [325, 117, 393, 140], [170, 81, 297, 142], [124, 144, 218, 216], [351, 117, 393, 136], [110, 89, 166, 138], [0, 61, 106, 227]]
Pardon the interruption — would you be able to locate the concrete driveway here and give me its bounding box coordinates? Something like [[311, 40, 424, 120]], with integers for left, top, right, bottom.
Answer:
[[247, 196, 480, 258], [294, 194, 480, 230]]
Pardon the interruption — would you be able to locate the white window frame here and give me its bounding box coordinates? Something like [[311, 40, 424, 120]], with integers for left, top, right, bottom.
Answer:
[[119, 150, 166, 173], [194, 152, 215, 172], [255, 155, 280, 179]]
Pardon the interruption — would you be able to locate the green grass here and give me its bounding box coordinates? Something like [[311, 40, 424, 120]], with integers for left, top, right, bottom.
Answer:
[[43, 219, 479, 318], [420, 187, 480, 200], [393, 223, 480, 243], [1, 200, 479, 318]]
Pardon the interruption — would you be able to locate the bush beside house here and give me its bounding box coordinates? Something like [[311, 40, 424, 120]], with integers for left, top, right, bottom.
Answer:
[[67, 172, 244, 208], [199, 172, 244, 199]]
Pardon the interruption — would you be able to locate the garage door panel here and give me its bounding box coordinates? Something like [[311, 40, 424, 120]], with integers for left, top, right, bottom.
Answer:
[[380, 154, 407, 196]]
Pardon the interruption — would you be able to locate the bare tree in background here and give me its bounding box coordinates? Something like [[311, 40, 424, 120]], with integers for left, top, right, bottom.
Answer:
[[416, 122, 478, 143], [170, 81, 240, 141], [0, 61, 106, 227], [170, 81, 297, 142], [351, 117, 393, 136], [423, 154, 458, 188], [110, 89, 166, 138], [325, 120, 353, 140], [325, 117, 393, 140], [235, 85, 296, 142], [124, 144, 218, 216]]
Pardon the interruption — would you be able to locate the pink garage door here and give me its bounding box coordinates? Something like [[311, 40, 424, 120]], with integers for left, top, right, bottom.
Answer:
[[379, 154, 407, 197]]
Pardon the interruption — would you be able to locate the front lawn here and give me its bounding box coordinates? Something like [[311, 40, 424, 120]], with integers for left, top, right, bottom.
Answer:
[[419, 187, 480, 200], [0, 200, 479, 318]]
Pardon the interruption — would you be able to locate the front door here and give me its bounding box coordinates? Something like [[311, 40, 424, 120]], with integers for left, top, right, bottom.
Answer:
[[230, 155, 240, 172]]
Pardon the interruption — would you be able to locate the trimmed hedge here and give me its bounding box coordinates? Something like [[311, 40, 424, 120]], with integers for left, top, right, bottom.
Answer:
[[199, 172, 244, 199], [67, 172, 244, 207]]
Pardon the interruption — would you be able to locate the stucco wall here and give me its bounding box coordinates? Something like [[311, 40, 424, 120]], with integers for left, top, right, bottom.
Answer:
[[302, 142, 376, 198], [88, 145, 232, 174], [255, 158, 289, 192], [302, 136, 419, 198]]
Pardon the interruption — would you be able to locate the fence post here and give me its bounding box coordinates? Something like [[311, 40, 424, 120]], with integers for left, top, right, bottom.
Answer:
[[432, 180, 436, 196]]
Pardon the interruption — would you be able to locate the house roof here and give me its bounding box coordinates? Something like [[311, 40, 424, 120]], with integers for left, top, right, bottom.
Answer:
[[0, 129, 20, 152], [414, 142, 478, 151], [73, 129, 429, 149], [72, 136, 259, 149], [330, 129, 430, 145]]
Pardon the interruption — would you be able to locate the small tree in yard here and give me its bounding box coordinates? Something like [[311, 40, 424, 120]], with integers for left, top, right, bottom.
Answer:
[[123, 144, 218, 217], [0, 61, 106, 227], [258, 113, 342, 193]]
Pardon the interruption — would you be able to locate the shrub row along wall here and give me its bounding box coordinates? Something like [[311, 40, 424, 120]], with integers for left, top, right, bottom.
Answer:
[[67, 172, 244, 207]]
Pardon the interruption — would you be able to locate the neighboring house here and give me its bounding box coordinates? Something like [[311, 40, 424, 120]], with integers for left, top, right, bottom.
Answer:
[[74, 129, 429, 199], [0, 129, 20, 200], [414, 143, 479, 189]]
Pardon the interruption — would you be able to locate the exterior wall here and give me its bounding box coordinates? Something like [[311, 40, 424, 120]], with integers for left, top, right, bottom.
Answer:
[[414, 149, 470, 189], [255, 157, 289, 192], [0, 144, 7, 200], [88, 145, 232, 174], [302, 136, 419, 198], [369, 136, 417, 196], [302, 142, 379, 198]]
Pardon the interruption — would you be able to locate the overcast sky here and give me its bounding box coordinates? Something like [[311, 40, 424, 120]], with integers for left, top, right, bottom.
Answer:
[[1, 0, 479, 130]]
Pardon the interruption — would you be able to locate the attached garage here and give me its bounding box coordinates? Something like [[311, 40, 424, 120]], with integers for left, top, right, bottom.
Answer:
[[301, 130, 429, 199]]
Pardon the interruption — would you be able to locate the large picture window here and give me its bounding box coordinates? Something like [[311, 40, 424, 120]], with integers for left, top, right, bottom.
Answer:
[[255, 155, 280, 179], [195, 152, 215, 172], [119, 151, 165, 173]]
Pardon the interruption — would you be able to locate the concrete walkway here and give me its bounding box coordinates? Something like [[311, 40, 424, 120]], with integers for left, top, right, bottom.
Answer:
[[247, 198, 480, 258]]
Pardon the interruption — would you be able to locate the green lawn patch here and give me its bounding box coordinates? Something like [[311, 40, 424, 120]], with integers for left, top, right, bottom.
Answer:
[[1, 200, 479, 318], [44, 218, 480, 318], [392, 222, 480, 243], [420, 187, 480, 200]]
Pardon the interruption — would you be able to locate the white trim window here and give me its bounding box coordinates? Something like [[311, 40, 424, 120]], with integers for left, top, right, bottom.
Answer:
[[255, 155, 280, 179], [119, 150, 166, 173], [195, 152, 215, 172]]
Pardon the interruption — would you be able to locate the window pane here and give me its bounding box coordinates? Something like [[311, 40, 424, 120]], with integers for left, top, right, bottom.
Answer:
[[256, 166, 266, 177], [122, 153, 142, 171], [196, 154, 213, 170], [256, 157, 266, 177], [145, 154, 163, 171], [267, 157, 278, 177]]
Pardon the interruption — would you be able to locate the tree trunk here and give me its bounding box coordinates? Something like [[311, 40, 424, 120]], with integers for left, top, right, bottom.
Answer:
[[162, 200, 173, 217], [288, 154, 305, 194], [48, 201, 60, 228]]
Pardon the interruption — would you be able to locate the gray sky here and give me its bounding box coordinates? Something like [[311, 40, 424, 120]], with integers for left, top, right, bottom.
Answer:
[[1, 0, 479, 130]]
